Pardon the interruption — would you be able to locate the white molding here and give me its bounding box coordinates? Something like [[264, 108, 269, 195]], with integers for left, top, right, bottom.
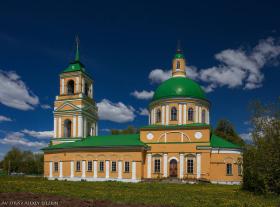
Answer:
[[168, 156, 179, 162], [132, 161, 136, 180], [93, 161, 97, 178], [82, 160, 86, 178], [196, 153, 201, 179], [163, 153, 168, 177], [48, 177, 141, 183], [211, 149, 241, 154], [118, 161, 122, 179], [49, 161, 53, 178], [179, 154, 184, 179], [147, 154, 152, 178], [59, 161, 63, 178], [70, 161, 74, 178], [105, 160, 109, 178], [73, 115, 76, 137]]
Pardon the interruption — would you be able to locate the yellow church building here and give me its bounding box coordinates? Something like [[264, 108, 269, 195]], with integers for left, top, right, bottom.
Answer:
[[42, 43, 242, 184]]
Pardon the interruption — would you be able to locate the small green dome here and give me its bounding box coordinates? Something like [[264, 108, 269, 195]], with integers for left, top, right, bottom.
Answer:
[[174, 53, 184, 59], [152, 77, 207, 102]]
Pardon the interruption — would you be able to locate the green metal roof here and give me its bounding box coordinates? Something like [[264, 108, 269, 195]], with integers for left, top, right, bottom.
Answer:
[[63, 61, 85, 73], [210, 134, 241, 149], [141, 123, 210, 130], [42, 134, 147, 151], [152, 77, 207, 102], [174, 53, 184, 59]]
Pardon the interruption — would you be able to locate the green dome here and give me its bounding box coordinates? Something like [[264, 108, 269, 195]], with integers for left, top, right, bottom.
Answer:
[[152, 77, 207, 101]]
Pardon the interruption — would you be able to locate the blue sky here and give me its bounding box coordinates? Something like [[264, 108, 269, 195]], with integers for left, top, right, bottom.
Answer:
[[0, 0, 280, 159]]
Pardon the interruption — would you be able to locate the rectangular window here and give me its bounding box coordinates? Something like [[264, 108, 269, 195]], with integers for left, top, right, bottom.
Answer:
[[76, 161, 81, 171], [87, 161, 92, 171], [54, 162, 58, 172], [99, 161, 104, 172], [187, 159, 194, 174], [226, 163, 232, 175], [154, 159, 161, 173], [124, 161, 130, 173], [238, 164, 242, 176], [111, 161, 117, 172]]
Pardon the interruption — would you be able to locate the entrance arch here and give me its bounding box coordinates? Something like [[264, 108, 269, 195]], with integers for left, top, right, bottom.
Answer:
[[169, 159, 178, 177]]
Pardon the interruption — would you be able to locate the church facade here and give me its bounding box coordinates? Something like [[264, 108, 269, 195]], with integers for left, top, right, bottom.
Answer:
[[43, 44, 242, 184]]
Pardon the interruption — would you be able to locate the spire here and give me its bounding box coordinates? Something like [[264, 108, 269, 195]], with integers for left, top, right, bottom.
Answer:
[[176, 40, 182, 53], [75, 36, 80, 62]]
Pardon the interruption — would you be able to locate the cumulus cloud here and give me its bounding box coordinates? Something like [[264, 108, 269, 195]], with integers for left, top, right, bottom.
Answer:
[[138, 108, 149, 116], [149, 37, 280, 92], [131, 90, 154, 100], [41, 104, 51, 109], [22, 129, 53, 139], [0, 115, 12, 122], [97, 99, 135, 123], [239, 132, 252, 143], [0, 132, 47, 148], [0, 70, 39, 110]]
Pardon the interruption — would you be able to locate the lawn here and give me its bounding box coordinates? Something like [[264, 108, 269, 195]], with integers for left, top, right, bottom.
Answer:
[[0, 176, 279, 207]]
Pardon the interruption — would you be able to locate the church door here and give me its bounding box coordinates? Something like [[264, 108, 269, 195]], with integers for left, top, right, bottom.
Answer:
[[169, 159, 178, 177]]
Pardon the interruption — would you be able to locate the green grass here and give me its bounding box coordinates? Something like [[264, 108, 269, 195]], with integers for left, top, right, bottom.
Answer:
[[0, 177, 279, 207]]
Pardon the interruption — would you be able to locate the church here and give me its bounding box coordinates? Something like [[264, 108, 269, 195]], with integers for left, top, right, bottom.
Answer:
[[42, 42, 242, 184]]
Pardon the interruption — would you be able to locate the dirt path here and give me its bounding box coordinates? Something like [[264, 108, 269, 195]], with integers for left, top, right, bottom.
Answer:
[[0, 192, 168, 207]]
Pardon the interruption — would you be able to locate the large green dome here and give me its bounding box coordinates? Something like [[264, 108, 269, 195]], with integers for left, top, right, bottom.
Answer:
[[152, 77, 207, 101]]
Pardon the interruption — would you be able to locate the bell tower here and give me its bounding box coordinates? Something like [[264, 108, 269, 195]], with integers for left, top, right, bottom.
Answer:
[[172, 41, 186, 77], [52, 38, 98, 144]]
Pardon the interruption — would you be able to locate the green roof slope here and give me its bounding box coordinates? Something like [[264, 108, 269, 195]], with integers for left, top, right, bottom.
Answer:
[[152, 77, 207, 102], [210, 134, 241, 149], [43, 134, 146, 151]]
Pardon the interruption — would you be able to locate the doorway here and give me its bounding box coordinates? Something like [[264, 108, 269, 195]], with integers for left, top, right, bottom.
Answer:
[[169, 159, 178, 177]]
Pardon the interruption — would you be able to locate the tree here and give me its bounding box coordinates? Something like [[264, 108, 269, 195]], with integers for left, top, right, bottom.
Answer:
[[243, 99, 280, 194], [111, 126, 139, 135], [214, 119, 245, 146]]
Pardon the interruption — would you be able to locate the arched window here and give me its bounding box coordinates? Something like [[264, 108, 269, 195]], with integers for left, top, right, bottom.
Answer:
[[64, 119, 72, 137], [202, 109, 206, 123], [171, 107, 177, 121], [84, 82, 89, 97], [188, 108, 194, 121], [176, 61, 180, 69], [156, 109, 161, 123], [67, 80, 74, 95]]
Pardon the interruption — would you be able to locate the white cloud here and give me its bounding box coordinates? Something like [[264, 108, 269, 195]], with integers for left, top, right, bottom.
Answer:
[[97, 99, 135, 123], [239, 132, 252, 143], [148, 37, 280, 92], [0, 132, 47, 148], [0, 115, 12, 122], [22, 129, 53, 139], [0, 70, 39, 110], [148, 69, 171, 83], [131, 90, 154, 100], [138, 108, 149, 116], [41, 104, 51, 109]]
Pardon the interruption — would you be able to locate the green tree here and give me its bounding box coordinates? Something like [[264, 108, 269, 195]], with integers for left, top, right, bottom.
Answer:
[[111, 126, 139, 135], [214, 119, 245, 146], [243, 100, 280, 194]]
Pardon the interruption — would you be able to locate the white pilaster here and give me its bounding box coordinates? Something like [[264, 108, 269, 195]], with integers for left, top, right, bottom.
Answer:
[[147, 154, 152, 178], [178, 104, 182, 125], [195, 106, 199, 122], [105, 160, 110, 179], [132, 161, 136, 180], [58, 117, 61, 137], [78, 116, 83, 137], [90, 84, 93, 98], [53, 118, 57, 138], [118, 161, 122, 179], [70, 161, 74, 178], [61, 79, 64, 94], [207, 110, 210, 124], [82, 160, 86, 178], [73, 115, 76, 137], [59, 161, 63, 178], [93, 161, 97, 178], [153, 109, 156, 124], [83, 117, 87, 137], [197, 153, 201, 179], [183, 104, 187, 124], [49, 161, 53, 178], [163, 153, 168, 177], [76, 77, 79, 93], [95, 122, 98, 136], [199, 107, 202, 123], [166, 105, 169, 125], [179, 153, 184, 179], [82, 78, 85, 94], [161, 105, 165, 125]]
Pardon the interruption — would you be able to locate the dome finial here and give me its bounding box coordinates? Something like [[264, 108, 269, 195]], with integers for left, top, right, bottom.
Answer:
[[75, 35, 80, 62], [176, 40, 182, 53]]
